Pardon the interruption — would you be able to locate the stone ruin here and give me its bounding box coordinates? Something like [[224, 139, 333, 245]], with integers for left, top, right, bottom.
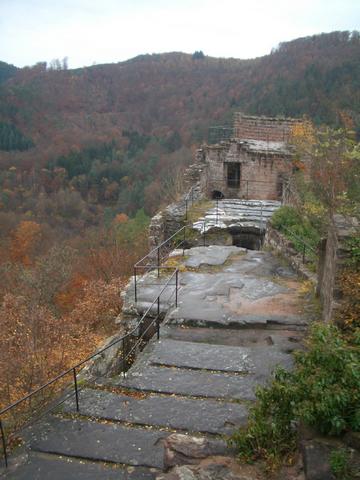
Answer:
[[191, 112, 307, 201]]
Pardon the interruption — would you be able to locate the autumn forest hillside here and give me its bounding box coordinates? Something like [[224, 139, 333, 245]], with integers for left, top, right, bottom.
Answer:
[[1, 31, 360, 219], [0, 30, 359, 410]]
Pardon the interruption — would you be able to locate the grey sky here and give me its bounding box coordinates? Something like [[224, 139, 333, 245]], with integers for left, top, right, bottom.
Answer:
[[1, 0, 359, 68]]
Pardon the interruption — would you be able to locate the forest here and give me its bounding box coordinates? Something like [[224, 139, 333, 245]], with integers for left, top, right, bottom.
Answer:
[[0, 30, 359, 411]]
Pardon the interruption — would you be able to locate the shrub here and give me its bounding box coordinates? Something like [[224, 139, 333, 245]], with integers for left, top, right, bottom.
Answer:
[[270, 205, 321, 259], [271, 205, 302, 231], [229, 323, 360, 469], [329, 448, 352, 479]]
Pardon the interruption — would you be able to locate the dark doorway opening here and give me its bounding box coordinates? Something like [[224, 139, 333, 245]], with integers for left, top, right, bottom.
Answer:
[[229, 227, 264, 250], [212, 190, 225, 199], [227, 163, 241, 188]]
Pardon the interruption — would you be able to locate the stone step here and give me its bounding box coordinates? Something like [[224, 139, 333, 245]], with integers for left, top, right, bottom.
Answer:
[[62, 388, 248, 435], [4, 453, 155, 480], [161, 325, 303, 350], [147, 338, 293, 376], [24, 417, 167, 469], [106, 365, 258, 401]]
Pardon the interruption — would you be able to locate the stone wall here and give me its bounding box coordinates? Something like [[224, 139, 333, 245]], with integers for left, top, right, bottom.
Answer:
[[266, 215, 359, 324], [183, 148, 207, 189], [317, 215, 359, 322], [264, 226, 317, 282], [234, 112, 304, 142], [148, 183, 203, 251], [203, 140, 292, 200]]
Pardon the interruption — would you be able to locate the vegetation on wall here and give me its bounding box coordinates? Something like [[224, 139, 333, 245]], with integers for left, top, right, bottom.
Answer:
[[270, 204, 322, 257]]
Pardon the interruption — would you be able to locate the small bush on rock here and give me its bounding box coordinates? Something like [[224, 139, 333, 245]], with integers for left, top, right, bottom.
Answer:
[[229, 323, 360, 470]]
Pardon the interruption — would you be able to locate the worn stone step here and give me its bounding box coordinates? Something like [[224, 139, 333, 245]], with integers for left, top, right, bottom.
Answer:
[[161, 325, 303, 351], [24, 417, 167, 469], [3, 453, 155, 480], [147, 338, 293, 375], [106, 365, 258, 401], [62, 388, 248, 435]]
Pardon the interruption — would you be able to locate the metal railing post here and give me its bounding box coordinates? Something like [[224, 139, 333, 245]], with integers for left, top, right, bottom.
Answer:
[[134, 266, 137, 303], [73, 368, 79, 412], [157, 247, 160, 277], [0, 419, 7, 468], [183, 227, 186, 256], [175, 270, 179, 307], [203, 220, 206, 246], [216, 198, 219, 226], [122, 337, 127, 377], [157, 296, 160, 339]]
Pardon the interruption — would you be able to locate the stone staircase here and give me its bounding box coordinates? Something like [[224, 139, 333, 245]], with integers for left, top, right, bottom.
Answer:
[[192, 199, 281, 233]]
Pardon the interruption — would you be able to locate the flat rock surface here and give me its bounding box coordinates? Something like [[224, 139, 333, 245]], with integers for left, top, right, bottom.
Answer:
[[183, 245, 244, 268], [62, 388, 248, 434], [166, 250, 305, 329], [3, 454, 155, 480], [23, 417, 167, 469]]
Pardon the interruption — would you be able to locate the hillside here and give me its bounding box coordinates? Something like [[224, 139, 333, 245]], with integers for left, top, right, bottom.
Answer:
[[0, 30, 359, 220], [1, 32, 360, 141]]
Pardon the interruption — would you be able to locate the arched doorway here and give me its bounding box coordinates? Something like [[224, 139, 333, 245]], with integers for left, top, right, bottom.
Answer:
[[211, 190, 225, 200]]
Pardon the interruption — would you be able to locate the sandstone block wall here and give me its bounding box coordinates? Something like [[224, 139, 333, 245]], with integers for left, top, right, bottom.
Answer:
[[148, 183, 203, 251], [203, 141, 291, 200], [264, 226, 317, 282], [234, 112, 304, 142]]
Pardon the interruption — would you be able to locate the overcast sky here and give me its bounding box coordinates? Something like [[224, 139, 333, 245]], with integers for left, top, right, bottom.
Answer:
[[1, 0, 359, 69]]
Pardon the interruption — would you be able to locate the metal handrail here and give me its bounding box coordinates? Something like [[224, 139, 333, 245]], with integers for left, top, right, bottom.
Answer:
[[0, 268, 179, 467], [134, 226, 187, 302], [135, 226, 187, 268], [281, 225, 317, 263]]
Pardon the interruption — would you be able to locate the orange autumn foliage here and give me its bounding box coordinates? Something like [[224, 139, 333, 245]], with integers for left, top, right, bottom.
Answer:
[[54, 273, 88, 313], [10, 221, 42, 265], [66, 277, 124, 331], [113, 213, 129, 224]]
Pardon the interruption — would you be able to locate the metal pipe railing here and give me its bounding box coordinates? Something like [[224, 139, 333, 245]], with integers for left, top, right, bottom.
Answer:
[[281, 226, 317, 263], [134, 226, 188, 303]]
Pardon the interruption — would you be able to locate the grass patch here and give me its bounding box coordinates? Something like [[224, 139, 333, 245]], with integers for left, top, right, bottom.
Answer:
[[271, 206, 320, 264], [185, 200, 214, 223]]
